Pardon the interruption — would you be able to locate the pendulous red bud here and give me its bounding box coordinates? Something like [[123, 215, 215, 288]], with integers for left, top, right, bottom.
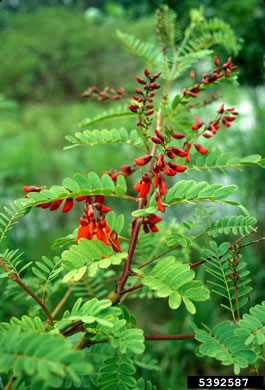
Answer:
[[136, 77, 146, 85], [135, 154, 152, 166], [155, 192, 165, 213], [62, 198, 74, 213], [195, 144, 208, 154], [172, 132, 185, 139]]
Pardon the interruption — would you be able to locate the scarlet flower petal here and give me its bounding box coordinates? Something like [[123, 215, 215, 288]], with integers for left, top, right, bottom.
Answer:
[[135, 155, 152, 166], [155, 192, 165, 213], [50, 199, 63, 211], [75, 195, 88, 202], [159, 176, 167, 195], [194, 144, 208, 154], [62, 198, 74, 213]]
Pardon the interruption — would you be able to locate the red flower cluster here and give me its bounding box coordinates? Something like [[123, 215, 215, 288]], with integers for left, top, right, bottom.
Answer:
[[129, 68, 161, 129], [81, 86, 126, 101], [76, 195, 120, 252], [23, 185, 75, 212], [103, 162, 137, 182], [183, 56, 237, 99], [131, 214, 162, 235]]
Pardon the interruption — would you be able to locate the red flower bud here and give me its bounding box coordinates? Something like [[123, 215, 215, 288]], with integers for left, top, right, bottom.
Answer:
[[191, 122, 204, 131], [151, 136, 163, 144], [222, 118, 231, 127], [163, 163, 171, 176], [195, 144, 208, 154], [189, 92, 197, 98], [155, 129, 165, 141], [134, 180, 142, 192], [62, 198, 74, 213], [39, 202, 52, 209], [172, 132, 185, 139], [149, 83, 160, 90], [75, 195, 88, 202], [157, 153, 165, 169], [152, 72, 161, 80], [168, 162, 187, 172], [129, 104, 139, 113], [23, 185, 45, 193], [145, 104, 154, 109], [166, 148, 175, 159], [138, 179, 151, 198], [214, 56, 220, 67], [218, 103, 225, 114], [135, 87, 143, 95], [155, 192, 165, 213], [95, 203, 111, 213], [210, 124, 217, 134], [136, 120, 141, 126], [135, 154, 152, 166], [183, 88, 187, 96], [226, 116, 236, 122], [147, 97, 153, 103], [81, 91, 89, 97], [95, 195, 105, 203], [144, 68, 151, 79], [112, 95, 120, 100], [136, 77, 146, 85], [202, 133, 212, 138], [159, 176, 167, 195], [120, 165, 132, 175], [190, 71, 195, 81], [145, 110, 154, 116], [171, 147, 188, 157], [50, 199, 63, 211]]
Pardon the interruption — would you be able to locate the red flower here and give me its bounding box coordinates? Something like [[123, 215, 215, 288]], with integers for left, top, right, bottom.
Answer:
[[135, 154, 152, 166], [195, 144, 208, 154], [159, 176, 167, 195], [172, 132, 185, 139], [155, 192, 165, 213], [62, 198, 74, 213]]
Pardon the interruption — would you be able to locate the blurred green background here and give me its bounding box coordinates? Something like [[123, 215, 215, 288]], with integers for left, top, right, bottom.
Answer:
[[0, 0, 264, 388]]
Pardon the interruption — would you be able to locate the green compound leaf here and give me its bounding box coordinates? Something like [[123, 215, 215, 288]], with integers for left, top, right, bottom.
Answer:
[[62, 238, 127, 282], [195, 321, 257, 374], [166, 180, 238, 204], [138, 256, 210, 313], [234, 301, 265, 346], [65, 126, 144, 152]]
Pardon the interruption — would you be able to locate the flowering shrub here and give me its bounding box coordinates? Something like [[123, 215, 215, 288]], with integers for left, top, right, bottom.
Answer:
[[0, 6, 264, 389]]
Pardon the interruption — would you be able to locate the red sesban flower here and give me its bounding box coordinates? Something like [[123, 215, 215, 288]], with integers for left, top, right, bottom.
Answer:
[[194, 144, 208, 154], [134, 155, 152, 166]]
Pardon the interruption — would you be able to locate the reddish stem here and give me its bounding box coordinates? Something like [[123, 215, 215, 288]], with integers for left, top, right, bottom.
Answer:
[[120, 283, 144, 295], [0, 259, 53, 324], [117, 111, 162, 293]]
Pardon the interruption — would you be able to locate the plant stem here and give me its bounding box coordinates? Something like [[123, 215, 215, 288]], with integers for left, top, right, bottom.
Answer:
[[120, 283, 144, 296], [117, 111, 162, 293], [4, 376, 17, 390], [139, 232, 206, 269], [145, 334, 195, 341], [51, 286, 73, 319], [0, 259, 53, 324]]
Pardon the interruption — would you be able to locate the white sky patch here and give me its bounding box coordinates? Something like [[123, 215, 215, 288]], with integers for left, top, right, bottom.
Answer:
[[237, 101, 256, 131]]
